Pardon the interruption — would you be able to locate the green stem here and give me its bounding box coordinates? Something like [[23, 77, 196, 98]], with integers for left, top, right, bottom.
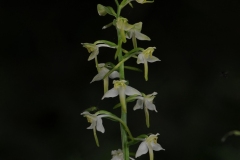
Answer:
[[116, 4, 129, 160]]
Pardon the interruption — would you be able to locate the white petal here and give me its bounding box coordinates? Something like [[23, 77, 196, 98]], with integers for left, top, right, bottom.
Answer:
[[88, 49, 98, 61], [151, 142, 165, 151], [109, 71, 120, 79], [145, 100, 158, 112], [149, 92, 157, 96], [135, 141, 149, 158], [135, 31, 151, 41], [133, 99, 144, 110], [102, 88, 119, 99], [98, 63, 105, 68], [96, 116, 105, 133], [137, 53, 145, 64], [129, 157, 135, 160], [125, 86, 141, 96], [96, 44, 111, 48], [126, 30, 133, 39], [90, 68, 109, 83], [87, 121, 96, 129], [80, 111, 90, 115], [147, 55, 160, 63]]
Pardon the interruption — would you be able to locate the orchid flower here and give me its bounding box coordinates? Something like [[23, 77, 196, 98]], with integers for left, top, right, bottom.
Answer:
[[133, 92, 157, 127], [102, 80, 141, 113], [111, 149, 134, 160], [91, 63, 120, 93], [81, 111, 107, 147], [82, 43, 112, 61], [116, 17, 133, 43], [126, 22, 150, 41], [137, 47, 160, 81], [135, 133, 165, 160]]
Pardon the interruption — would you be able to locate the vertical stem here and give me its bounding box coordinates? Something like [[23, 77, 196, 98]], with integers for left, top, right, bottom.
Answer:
[[115, 2, 129, 160]]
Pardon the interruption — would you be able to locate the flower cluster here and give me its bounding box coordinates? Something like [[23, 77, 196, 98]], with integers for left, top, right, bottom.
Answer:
[[81, 0, 164, 160]]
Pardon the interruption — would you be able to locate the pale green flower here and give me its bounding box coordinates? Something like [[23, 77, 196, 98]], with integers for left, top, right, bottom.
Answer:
[[133, 92, 157, 127], [126, 22, 150, 41], [135, 133, 164, 160], [137, 47, 160, 81], [81, 111, 107, 146], [82, 43, 112, 61], [102, 80, 141, 112], [111, 149, 134, 160], [116, 17, 133, 43]]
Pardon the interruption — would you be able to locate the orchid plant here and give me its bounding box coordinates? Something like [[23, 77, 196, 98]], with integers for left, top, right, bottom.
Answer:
[[81, 0, 165, 160]]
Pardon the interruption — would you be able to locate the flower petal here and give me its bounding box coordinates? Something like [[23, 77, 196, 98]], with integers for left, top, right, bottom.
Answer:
[[145, 100, 158, 112], [137, 53, 145, 64], [135, 31, 151, 41], [90, 68, 109, 83], [151, 142, 165, 151], [147, 55, 160, 63], [96, 116, 105, 133], [102, 88, 119, 99], [87, 121, 96, 129], [88, 49, 98, 61], [135, 141, 149, 158], [109, 71, 120, 79], [96, 43, 111, 48], [125, 86, 141, 96], [98, 63, 105, 68], [133, 98, 144, 110], [80, 111, 90, 115]]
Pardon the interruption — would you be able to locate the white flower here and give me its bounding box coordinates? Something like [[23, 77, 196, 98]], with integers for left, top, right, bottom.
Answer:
[[137, 47, 160, 81], [111, 149, 134, 160], [135, 133, 165, 160], [82, 43, 112, 61], [90, 63, 119, 83], [81, 111, 106, 133], [133, 92, 157, 127], [91, 63, 120, 93], [133, 92, 158, 112], [102, 80, 141, 112], [126, 22, 150, 41], [81, 111, 107, 146]]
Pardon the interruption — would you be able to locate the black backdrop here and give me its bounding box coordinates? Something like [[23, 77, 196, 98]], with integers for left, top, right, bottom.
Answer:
[[1, 0, 240, 160]]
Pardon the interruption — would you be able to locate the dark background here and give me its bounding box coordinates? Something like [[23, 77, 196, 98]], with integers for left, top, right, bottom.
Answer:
[[1, 0, 240, 160]]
